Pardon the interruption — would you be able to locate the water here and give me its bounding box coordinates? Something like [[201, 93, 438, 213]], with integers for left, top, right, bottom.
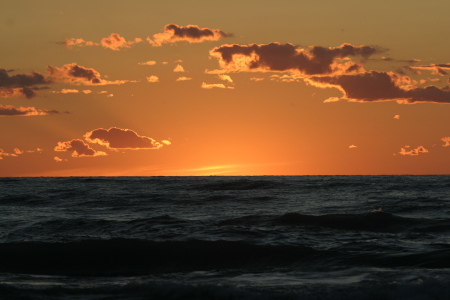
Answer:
[[0, 175, 449, 299]]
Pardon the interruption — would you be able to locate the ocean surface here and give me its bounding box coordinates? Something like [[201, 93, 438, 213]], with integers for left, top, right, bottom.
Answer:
[[0, 175, 450, 299]]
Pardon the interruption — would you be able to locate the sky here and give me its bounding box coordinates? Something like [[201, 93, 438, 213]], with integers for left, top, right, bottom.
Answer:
[[1, 0, 450, 176]]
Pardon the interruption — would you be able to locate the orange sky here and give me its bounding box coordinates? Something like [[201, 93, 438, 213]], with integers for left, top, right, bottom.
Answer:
[[1, 0, 450, 176]]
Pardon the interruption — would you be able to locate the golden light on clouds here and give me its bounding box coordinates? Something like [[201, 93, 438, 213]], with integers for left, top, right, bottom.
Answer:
[[2, 1, 450, 176]]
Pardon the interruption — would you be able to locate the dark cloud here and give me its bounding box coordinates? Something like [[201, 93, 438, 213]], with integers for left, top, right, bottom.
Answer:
[[46, 63, 102, 85], [46, 63, 129, 85], [0, 68, 51, 98], [307, 71, 450, 104], [54, 139, 106, 157], [208, 43, 385, 75], [150, 24, 232, 46], [0, 104, 62, 116], [85, 127, 166, 150]]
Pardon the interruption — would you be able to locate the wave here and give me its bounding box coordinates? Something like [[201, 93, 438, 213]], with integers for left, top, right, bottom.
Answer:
[[217, 211, 450, 233], [1, 273, 450, 300], [1, 238, 449, 277], [0, 238, 320, 276], [194, 178, 280, 190], [273, 211, 416, 232]]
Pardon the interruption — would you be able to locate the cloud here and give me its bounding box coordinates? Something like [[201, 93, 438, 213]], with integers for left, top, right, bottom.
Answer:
[[54, 156, 67, 162], [84, 127, 166, 150], [201, 82, 228, 89], [399, 146, 428, 156], [0, 68, 51, 98], [64, 34, 142, 50], [46, 63, 130, 85], [101, 33, 142, 51], [173, 64, 185, 72], [138, 61, 157, 66], [146, 75, 159, 83], [410, 63, 450, 76], [0, 149, 18, 158], [64, 38, 97, 49], [218, 74, 233, 83], [441, 137, 450, 147], [349, 145, 357, 148], [50, 88, 79, 94], [149, 24, 232, 46], [54, 139, 107, 157], [0, 104, 62, 116], [208, 43, 385, 75], [271, 74, 303, 82], [394, 114, 400, 119], [0, 147, 43, 159], [250, 77, 265, 81], [176, 76, 192, 81], [307, 71, 450, 104]]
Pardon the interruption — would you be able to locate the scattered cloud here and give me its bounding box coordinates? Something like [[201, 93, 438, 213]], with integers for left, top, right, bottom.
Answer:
[[54, 156, 67, 162], [349, 145, 357, 148], [307, 71, 450, 104], [84, 127, 167, 150], [176, 76, 192, 81], [138, 61, 157, 66], [441, 137, 450, 147], [394, 114, 400, 119], [174, 64, 185, 72], [101, 33, 142, 50], [208, 43, 385, 75], [146, 75, 159, 82], [46, 63, 131, 85], [149, 24, 232, 46], [0, 104, 63, 116], [399, 146, 428, 156], [250, 77, 265, 81], [0, 68, 51, 98], [82, 90, 92, 94], [54, 139, 107, 157]]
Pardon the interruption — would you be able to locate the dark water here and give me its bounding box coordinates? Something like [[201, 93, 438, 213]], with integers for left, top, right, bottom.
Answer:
[[0, 176, 449, 299]]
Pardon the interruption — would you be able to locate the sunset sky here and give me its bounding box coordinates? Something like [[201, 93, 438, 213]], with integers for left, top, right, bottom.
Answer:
[[1, 0, 450, 176]]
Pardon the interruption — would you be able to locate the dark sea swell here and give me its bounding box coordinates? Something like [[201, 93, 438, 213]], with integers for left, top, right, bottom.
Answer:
[[0, 175, 449, 299]]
